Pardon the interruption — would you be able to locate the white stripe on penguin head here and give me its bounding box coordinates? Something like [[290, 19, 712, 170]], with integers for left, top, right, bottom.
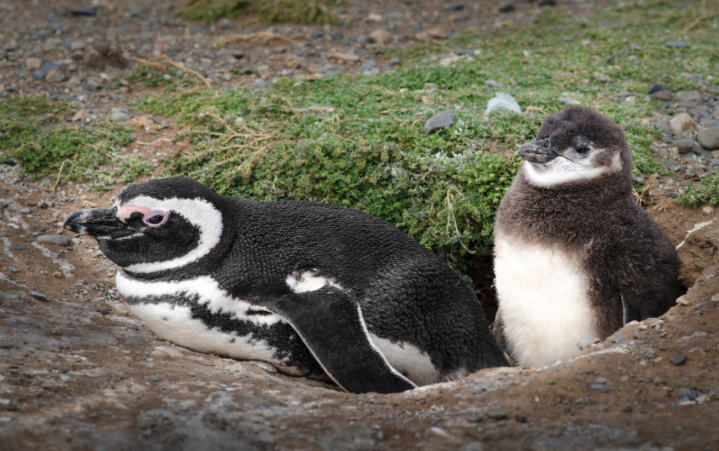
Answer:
[[121, 195, 223, 273]]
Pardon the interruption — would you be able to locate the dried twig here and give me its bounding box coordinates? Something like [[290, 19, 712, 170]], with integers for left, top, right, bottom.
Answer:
[[380, 108, 411, 114], [159, 54, 212, 89], [136, 137, 173, 146], [51, 161, 65, 192], [126, 56, 166, 71], [682, 11, 719, 33], [212, 32, 292, 48]]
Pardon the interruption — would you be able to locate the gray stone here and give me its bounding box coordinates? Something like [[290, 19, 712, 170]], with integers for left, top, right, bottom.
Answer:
[[45, 68, 65, 83], [655, 120, 672, 133], [577, 335, 594, 351], [455, 49, 474, 55], [36, 235, 71, 246], [486, 409, 507, 420], [675, 90, 701, 104], [648, 83, 662, 95], [498, 1, 515, 12], [697, 127, 719, 150], [110, 110, 130, 122], [590, 383, 610, 391], [29, 291, 48, 301], [666, 192, 678, 198], [670, 354, 687, 365], [664, 41, 688, 47], [252, 79, 269, 88], [424, 111, 456, 134], [39, 178, 52, 188], [653, 90, 673, 101], [484, 80, 504, 89], [674, 138, 697, 154], [464, 443, 485, 451], [36, 62, 60, 80]]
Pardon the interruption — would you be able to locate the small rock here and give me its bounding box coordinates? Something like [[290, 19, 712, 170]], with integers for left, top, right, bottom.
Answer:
[[653, 90, 673, 101], [39, 178, 52, 188], [426, 29, 445, 39], [498, 1, 515, 12], [674, 138, 697, 154], [590, 383, 610, 392], [623, 403, 633, 412], [647, 83, 662, 95], [710, 293, 719, 302], [467, 413, 483, 423], [697, 127, 719, 150], [424, 111, 456, 134], [670, 113, 699, 132], [484, 80, 504, 89], [514, 414, 528, 423], [72, 110, 91, 122], [557, 97, 581, 105], [252, 79, 269, 88], [84, 44, 127, 69], [37, 235, 71, 246], [95, 305, 112, 315], [536, 0, 556, 6], [577, 335, 594, 350], [675, 90, 701, 103], [455, 49, 475, 56], [29, 291, 48, 301], [448, 3, 465, 11], [329, 52, 360, 63], [628, 42, 643, 50], [675, 295, 690, 305], [70, 7, 97, 16], [665, 161, 682, 171], [664, 41, 688, 48], [110, 110, 130, 122], [45, 68, 65, 83], [430, 427, 451, 437], [594, 72, 612, 82], [150, 346, 183, 359], [666, 192, 678, 198], [26, 57, 43, 70], [670, 354, 687, 365], [125, 338, 148, 347], [486, 409, 507, 420], [225, 50, 244, 60], [368, 29, 392, 45]]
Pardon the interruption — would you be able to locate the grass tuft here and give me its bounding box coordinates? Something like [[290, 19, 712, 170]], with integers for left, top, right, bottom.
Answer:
[[179, 0, 337, 25]]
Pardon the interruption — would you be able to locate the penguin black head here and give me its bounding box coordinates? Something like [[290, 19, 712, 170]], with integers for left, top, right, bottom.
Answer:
[[518, 106, 631, 189], [64, 177, 226, 273]]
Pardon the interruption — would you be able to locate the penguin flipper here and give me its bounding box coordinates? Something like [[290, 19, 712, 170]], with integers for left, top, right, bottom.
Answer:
[[264, 287, 417, 394], [621, 293, 642, 326]]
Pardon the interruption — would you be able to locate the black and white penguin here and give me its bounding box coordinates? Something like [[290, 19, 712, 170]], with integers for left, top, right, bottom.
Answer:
[[64, 177, 508, 394], [493, 106, 683, 367]]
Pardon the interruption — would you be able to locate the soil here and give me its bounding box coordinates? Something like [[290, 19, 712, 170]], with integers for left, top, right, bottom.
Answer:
[[2, 1, 719, 450]]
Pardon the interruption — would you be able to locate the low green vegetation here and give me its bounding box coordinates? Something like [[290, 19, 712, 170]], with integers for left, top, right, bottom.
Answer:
[[0, 96, 151, 190], [678, 175, 719, 208], [179, 0, 337, 25]]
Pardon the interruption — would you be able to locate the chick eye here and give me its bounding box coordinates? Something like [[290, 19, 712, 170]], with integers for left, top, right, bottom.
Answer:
[[142, 212, 168, 228], [576, 146, 591, 155], [147, 215, 164, 224]]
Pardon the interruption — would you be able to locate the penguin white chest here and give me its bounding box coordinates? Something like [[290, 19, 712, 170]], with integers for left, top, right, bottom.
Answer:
[[494, 236, 598, 367]]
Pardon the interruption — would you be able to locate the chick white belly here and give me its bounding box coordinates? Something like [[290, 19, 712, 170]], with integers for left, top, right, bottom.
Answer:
[[127, 302, 303, 372], [494, 236, 598, 367]]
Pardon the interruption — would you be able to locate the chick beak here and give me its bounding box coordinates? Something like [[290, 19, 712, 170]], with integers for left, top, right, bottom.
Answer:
[[63, 208, 126, 236], [518, 139, 558, 164]]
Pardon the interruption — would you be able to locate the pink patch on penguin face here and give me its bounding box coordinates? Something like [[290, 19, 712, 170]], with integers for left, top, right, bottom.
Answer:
[[117, 204, 169, 228]]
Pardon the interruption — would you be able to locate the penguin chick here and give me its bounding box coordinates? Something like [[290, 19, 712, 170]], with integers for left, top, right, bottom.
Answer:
[[64, 177, 508, 394], [493, 106, 683, 368]]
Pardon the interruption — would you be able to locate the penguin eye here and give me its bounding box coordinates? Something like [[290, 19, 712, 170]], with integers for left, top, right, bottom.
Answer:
[[142, 212, 168, 228], [576, 146, 591, 155]]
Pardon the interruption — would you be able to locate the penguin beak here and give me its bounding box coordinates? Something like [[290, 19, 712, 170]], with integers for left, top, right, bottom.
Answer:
[[518, 139, 558, 164], [63, 208, 126, 236]]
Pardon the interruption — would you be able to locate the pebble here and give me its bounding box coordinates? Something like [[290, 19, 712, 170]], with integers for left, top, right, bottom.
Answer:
[[484, 80, 504, 89], [329, 53, 360, 63], [252, 79, 269, 88], [498, 1, 515, 12], [664, 41, 688, 47], [424, 111, 456, 134], [110, 110, 130, 122], [653, 90, 673, 101], [485, 409, 507, 420], [647, 83, 662, 95], [26, 57, 42, 70], [697, 127, 719, 150], [36, 235, 71, 246], [225, 50, 244, 60], [594, 72, 612, 82], [665, 161, 682, 171], [29, 291, 48, 301], [536, 0, 556, 5], [464, 443, 484, 451], [70, 7, 97, 16], [577, 335, 594, 350], [125, 338, 148, 346], [45, 68, 65, 83], [666, 192, 678, 198], [455, 49, 474, 55], [670, 113, 698, 132], [557, 97, 581, 105], [368, 29, 392, 45], [674, 138, 696, 155], [590, 383, 610, 391], [675, 90, 701, 103], [670, 354, 687, 365]]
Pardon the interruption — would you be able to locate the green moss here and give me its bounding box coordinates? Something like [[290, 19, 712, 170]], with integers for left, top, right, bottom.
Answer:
[[0, 96, 152, 190], [179, 0, 337, 25], [678, 175, 719, 208]]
